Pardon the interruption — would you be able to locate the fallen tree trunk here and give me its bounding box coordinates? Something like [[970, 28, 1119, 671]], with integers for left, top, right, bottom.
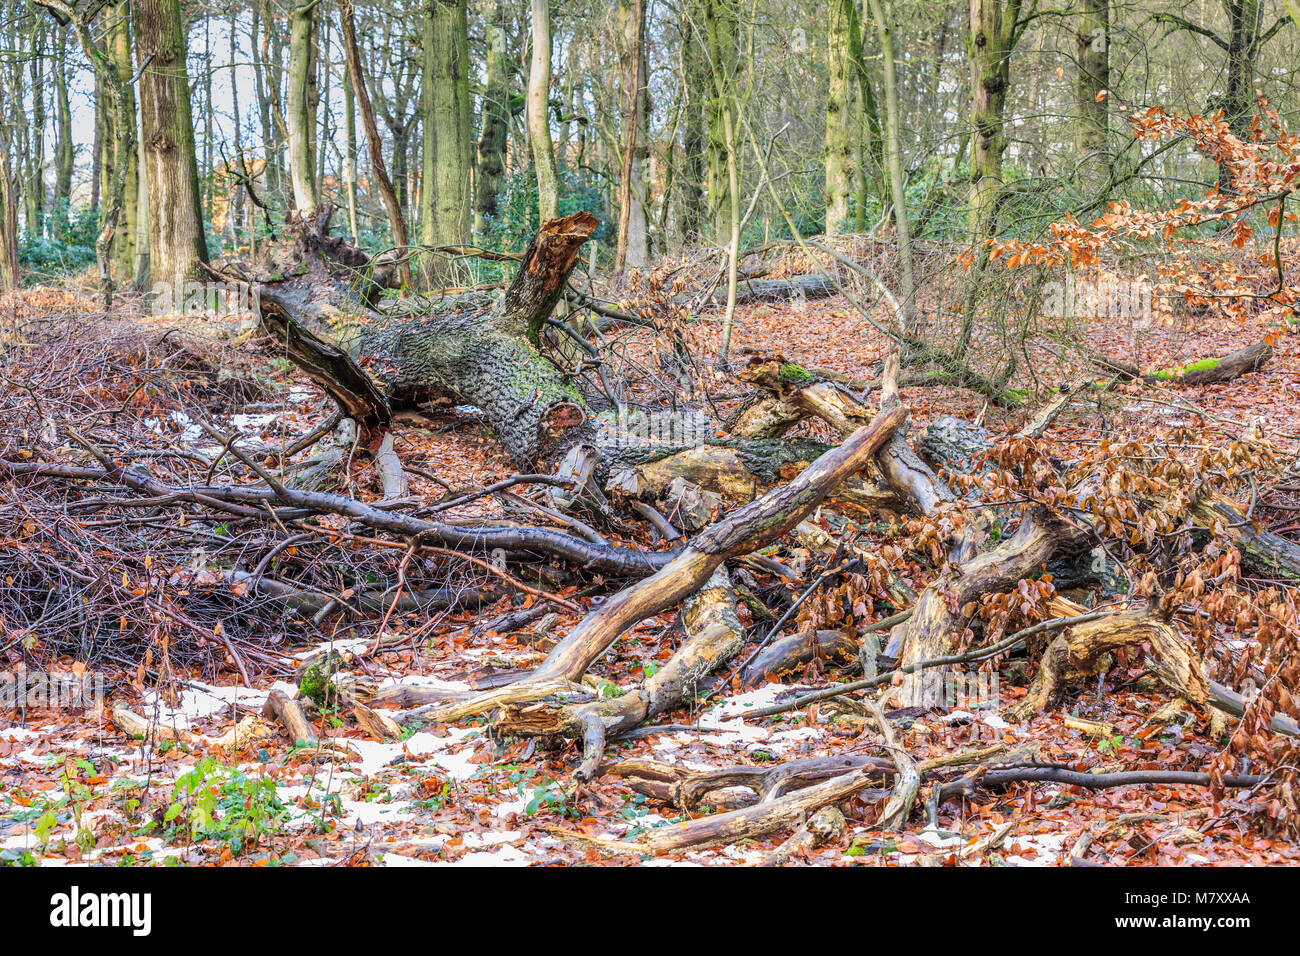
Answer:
[[400, 406, 905, 724], [495, 567, 745, 779], [1093, 340, 1272, 386], [1192, 495, 1300, 581], [251, 210, 888, 503], [889, 511, 1090, 708], [1154, 340, 1273, 386], [684, 273, 838, 308], [738, 629, 860, 686], [1006, 598, 1209, 722], [251, 207, 596, 470]]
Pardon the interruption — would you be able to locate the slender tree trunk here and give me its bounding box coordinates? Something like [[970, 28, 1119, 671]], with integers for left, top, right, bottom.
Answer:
[[865, 0, 917, 333], [0, 72, 19, 290], [421, 0, 472, 283], [287, 0, 319, 213], [339, 0, 412, 287], [703, 0, 738, 246], [42, 0, 136, 303], [202, 14, 213, 217], [90, 63, 102, 215], [824, 0, 853, 235], [26, 20, 45, 237], [343, 50, 359, 239], [528, 0, 559, 221], [847, 0, 884, 229], [135, 0, 210, 287], [680, 13, 705, 245], [474, 0, 510, 235], [317, 17, 330, 195], [53, 27, 74, 218], [104, 2, 139, 281], [615, 0, 649, 271], [1075, 0, 1109, 195], [703, 0, 742, 366], [252, 3, 281, 204]]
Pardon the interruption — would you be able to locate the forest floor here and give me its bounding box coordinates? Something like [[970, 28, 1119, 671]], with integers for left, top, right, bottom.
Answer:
[[3, 279, 1300, 867]]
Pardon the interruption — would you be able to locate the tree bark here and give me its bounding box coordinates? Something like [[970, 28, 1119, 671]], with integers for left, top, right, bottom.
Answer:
[[339, 0, 412, 289], [1075, 0, 1110, 194], [615, 0, 650, 271], [824, 0, 854, 235], [286, 0, 319, 214], [528, 0, 558, 221], [421, 0, 472, 283], [474, 0, 511, 234], [135, 0, 209, 287]]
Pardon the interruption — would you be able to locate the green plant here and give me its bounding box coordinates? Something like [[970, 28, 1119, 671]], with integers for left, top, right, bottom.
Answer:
[[163, 756, 288, 855]]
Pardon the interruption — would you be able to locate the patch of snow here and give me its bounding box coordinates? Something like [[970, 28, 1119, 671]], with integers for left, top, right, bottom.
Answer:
[[291, 638, 374, 660], [433, 843, 532, 866], [1004, 831, 1071, 867], [348, 727, 482, 780], [373, 674, 473, 694]]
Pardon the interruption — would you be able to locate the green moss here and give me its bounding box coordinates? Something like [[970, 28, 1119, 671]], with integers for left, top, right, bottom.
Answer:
[[1151, 357, 1218, 380], [297, 654, 341, 706], [777, 363, 815, 386]]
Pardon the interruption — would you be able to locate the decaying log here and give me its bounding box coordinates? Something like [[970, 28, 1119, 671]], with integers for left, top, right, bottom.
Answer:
[[1207, 680, 1300, 737], [400, 407, 904, 727], [1158, 340, 1273, 386], [889, 510, 1090, 708], [495, 568, 746, 780], [756, 806, 846, 866], [111, 703, 184, 744], [866, 693, 918, 830], [1006, 598, 1209, 722], [261, 689, 318, 746], [632, 762, 884, 854], [607, 759, 758, 811], [738, 629, 860, 686], [622, 752, 894, 811], [249, 208, 598, 470], [1192, 495, 1300, 581], [1091, 340, 1272, 387], [529, 408, 906, 684], [934, 765, 1266, 802], [687, 273, 838, 307]]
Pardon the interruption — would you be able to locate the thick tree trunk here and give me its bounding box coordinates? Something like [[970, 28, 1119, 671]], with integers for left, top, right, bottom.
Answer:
[[1075, 0, 1110, 194], [252, 208, 597, 469], [474, 1, 511, 234], [968, 0, 1020, 238], [135, 0, 209, 287], [421, 0, 472, 283]]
